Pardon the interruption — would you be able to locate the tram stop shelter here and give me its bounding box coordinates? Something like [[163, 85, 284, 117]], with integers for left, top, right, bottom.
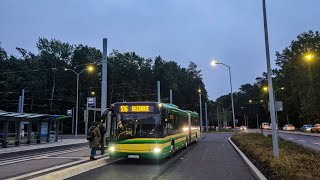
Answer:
[[0, 112, 70, 148]]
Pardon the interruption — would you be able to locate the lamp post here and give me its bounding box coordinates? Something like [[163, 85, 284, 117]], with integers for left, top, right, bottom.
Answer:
[[65, 65, 94, 138], [211, 60, 236, 132], [198, 88, 203, 132], [262, 0, 279, 158]]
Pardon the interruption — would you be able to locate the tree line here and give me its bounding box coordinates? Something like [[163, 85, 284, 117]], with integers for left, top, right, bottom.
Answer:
[[214, 30, 320, 128], [0, 38, 209, 133]]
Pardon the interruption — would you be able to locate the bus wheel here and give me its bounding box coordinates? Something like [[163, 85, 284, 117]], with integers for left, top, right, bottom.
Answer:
[[170, 144, 175, 158], [195, 134, 198, 143]]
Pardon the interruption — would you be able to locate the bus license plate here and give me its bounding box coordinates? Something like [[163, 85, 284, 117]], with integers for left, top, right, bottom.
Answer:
[[128, 155, 139, 159]]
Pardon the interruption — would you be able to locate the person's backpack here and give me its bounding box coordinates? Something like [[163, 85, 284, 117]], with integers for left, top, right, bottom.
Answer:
[[87, 126, 96, 141], [99, 125, 106, 135]]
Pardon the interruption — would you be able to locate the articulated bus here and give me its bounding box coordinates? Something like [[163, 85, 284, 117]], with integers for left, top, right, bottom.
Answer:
[[102, 102, 200, 159]]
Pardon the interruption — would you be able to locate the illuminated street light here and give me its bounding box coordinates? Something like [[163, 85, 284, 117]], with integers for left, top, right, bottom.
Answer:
[[210, 59, 236, 132], [65, 65, 95, 138], [263, 86, 268, 92], [210, 60, 217, 67], [304, 53, 315, 62], [91, 91, 95, 96]]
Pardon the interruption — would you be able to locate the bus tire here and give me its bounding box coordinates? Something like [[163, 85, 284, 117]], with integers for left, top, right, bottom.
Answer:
[[170, 141, 175, 158], [195, 134, 198, 143]]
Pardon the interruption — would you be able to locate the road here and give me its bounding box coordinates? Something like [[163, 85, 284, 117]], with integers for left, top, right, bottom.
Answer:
[[68, 133, 255, 180], [0, 143, 92, 179], [248, 129, 320, 151]]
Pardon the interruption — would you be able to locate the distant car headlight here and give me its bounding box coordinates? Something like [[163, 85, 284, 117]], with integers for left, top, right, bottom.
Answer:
[[153, 148, 161, 153]]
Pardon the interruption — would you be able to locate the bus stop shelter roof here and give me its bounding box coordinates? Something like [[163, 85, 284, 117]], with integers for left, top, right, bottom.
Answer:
[[0, 112, 69, 121]]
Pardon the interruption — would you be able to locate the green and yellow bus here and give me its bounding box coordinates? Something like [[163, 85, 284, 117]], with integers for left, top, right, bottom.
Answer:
[[103, 102, 200, 159]]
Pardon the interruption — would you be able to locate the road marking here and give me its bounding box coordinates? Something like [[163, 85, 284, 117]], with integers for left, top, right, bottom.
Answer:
[[298, 140, 307, 143], [0, 146, 87, 162], [30, 157, 115, 180], [313, 142, 320, 145], [287, 138, 294, 140], [6, 159, 87, 180], [0, 147, 88, 166]]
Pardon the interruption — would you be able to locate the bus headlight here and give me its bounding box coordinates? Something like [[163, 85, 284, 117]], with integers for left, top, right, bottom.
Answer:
[[182, 127, 189, 131], [109, 146, 116, 152], [153, 148, 161, 153]]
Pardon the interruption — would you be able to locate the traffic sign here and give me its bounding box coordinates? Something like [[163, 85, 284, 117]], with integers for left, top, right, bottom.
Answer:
[[67, 109, 72, 116], [87, 97, 96, 107]]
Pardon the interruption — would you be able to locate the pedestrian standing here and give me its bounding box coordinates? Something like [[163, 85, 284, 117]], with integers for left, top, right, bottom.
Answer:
[[99, 121, 107, 155], [87, 122, 101, 160]]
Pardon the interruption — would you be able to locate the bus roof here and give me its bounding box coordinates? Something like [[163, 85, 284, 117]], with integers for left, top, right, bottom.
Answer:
[[162, 103, 199, 118]]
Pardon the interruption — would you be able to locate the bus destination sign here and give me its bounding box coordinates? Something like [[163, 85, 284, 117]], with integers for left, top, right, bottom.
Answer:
[[119, 105, 154, 113]]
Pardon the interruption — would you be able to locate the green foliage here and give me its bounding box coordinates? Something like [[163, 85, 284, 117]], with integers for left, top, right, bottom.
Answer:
[[0, 38, 208, 133], [212, 31, 320, 128], [233, 133, 320, 180]]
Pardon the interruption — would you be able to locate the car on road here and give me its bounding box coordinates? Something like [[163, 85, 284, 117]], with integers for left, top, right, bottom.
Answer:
[[300, 124, 313, 132], [283, 124, 295, 131], [311, 124, 320, 133], [240, 126, 247, 130], [261, 122, 271, 130]]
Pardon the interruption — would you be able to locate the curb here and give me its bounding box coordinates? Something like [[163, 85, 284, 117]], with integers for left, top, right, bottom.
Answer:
[[228, 137, 267, 180], [29, 156, 115, 180]]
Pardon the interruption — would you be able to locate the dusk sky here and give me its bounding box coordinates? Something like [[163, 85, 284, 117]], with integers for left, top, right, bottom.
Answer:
[[1, 0, 319, 100]]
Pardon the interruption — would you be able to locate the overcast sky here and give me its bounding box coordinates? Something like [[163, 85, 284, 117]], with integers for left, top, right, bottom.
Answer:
[[1, 0, 319, 100]]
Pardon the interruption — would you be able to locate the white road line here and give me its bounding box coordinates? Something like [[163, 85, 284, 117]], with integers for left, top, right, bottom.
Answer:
[[298, 140, 307, 143], [0, 147, 87, 161], [313, 142, 320, 145], [0, 147, 87, 164], [0, 147, 88, 166], [8, 156, 110, 180], [6, 159, 87, 180], [287, 138, 293, 140]]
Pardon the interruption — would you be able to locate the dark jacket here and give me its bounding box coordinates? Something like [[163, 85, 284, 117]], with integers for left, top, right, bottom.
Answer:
[[89, 125, 101, 148]]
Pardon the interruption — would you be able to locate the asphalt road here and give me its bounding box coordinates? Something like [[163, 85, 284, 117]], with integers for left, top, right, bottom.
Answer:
[[248, 129, 320, 151], [0, 143, 91, 179], [68, 133, 256, 180]]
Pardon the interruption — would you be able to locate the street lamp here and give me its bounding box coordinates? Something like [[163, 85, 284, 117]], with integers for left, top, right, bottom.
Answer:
[[91, 91, 95, 96], [211, 60, 236, 132], [198, 88, 203, 132], [65, 65, 94, 138], [303, 53, 319, 62]]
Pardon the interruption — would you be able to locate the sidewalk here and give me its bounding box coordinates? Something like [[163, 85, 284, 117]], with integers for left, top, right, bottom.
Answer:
[[0, 138, 87, 155]]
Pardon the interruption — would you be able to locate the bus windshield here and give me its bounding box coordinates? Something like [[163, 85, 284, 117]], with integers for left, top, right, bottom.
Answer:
[[116, 114, 163, 138]]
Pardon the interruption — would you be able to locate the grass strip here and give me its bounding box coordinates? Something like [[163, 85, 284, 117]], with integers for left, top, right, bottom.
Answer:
[[232, 132, 320, 180]]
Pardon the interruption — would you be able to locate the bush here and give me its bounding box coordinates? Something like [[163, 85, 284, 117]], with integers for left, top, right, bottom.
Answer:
[[232, 132, 320, 180]]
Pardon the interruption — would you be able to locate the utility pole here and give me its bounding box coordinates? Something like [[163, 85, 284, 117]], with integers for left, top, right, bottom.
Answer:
[[101, 38, 108, 116], [157, 81, 161, 103], [49, 68, 57, 113], [217, 106, 219, 130], [18, 89, 25, 113], [170, 89, 173, 104], [262, 0, 279, 158], [205, 102, 208, 132], [198, 88, 203, 132]]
